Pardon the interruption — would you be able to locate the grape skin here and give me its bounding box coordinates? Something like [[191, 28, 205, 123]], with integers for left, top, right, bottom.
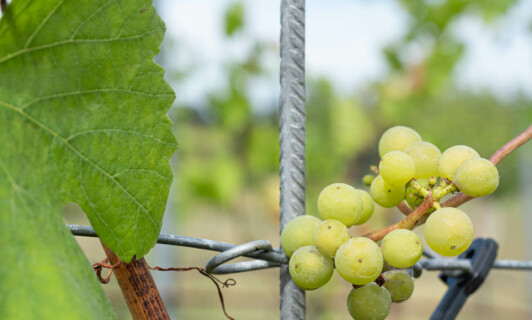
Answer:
[[281, 215, 321, 258], [382, 270, 414, 303], [380, 229, 423, 268], [352, 189, 375, 225], [289, 246, 334, 290], [313, 219, 351, 257], [438, 145, 480, 181], [379, 151, 416, 186], [378, 126, 422, 157], [404, 141, 441, 179], [317, 183, 362, 227], [335, 237, 383, 285], [347, 283, 391, 320], [370, 175, 405, 208], [424, 208, 474, 256], [455, 158, 499, 197]]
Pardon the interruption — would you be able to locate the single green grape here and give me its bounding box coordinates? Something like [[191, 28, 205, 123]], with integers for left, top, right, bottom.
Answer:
[[281, 215, 321, 258], [352, 189, 375, 225], [404, 141, 441, 179], [317, 183, 362, 227], [379, 151, 416, 186], [438, 145, 480, 181], [378, 126, 422, 157], [382, 270, 414, 303], [424, 207, 474, 256], [335, 237, 383, 285], [455, 158, 499, 197], [347, 283, 391, 320], [362, 174, 375, 187], [288, 246, 334, 290], [313, 219, 351, 257], [380, 229, 423, 268], [370, 175, 405, 208]]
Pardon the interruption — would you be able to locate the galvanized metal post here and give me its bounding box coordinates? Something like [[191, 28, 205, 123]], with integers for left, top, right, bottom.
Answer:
[[279, 0, 306, 319]]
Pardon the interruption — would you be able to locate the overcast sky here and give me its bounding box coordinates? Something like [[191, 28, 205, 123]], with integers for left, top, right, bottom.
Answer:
[[155, 0, 532, 106]]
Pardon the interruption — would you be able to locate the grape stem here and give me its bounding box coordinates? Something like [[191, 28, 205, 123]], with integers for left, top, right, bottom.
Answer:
[[372, 124, 532, 241], [409, 179, 430, 198], [365, 195, 433, 241]]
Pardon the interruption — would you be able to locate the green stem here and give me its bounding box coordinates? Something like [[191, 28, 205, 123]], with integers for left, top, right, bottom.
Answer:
[[408, 179, 430, 198]]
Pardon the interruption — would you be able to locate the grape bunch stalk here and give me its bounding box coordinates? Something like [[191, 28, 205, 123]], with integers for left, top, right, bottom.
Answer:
[[280, 124, 532, 320]]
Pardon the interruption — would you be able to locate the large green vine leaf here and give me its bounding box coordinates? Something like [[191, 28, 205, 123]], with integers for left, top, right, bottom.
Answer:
[[0, 0, 176, 318]]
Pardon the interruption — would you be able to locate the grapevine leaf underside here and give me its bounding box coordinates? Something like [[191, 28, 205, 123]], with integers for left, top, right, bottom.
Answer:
[[0, 0, 176, 318]]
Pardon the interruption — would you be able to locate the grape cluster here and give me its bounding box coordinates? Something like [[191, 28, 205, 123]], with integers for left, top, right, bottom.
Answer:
[[280, 125, 500, 319]]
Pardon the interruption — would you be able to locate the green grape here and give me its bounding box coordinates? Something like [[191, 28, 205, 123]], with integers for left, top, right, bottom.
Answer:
[[335, 237, 383, 285], [352, 189, 375, 225], [314, 219, 351, 257], [424, 207, 474, 256], [382, 270, 414, 303], [362, 174, 375, 187], [404, 141, 441, 179], [288, 246, 334, 290], [379, 151, 416, 186], [380, 229, 423, 268], [455, 158, 499, 197], [317, 183, 362, 227], [378, 126, 422, 157], [438, 145, 480, 181], [370, 175, 405, 208], [347, 283, 391, 320], [281, 215, 321, 258]]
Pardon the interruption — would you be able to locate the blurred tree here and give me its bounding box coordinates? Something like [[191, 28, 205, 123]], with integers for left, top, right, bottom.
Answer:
[[170, 0, 530, 222]]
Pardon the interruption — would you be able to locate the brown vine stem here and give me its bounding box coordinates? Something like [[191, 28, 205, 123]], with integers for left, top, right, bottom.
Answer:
[[443, 123, 532, 209], [101, 242, 170, 320], [0, 0, 6, 13], [397, 201, 413, 216], [365, 195, 433, 241]]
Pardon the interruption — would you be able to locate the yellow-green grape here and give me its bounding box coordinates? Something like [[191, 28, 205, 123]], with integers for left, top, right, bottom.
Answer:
[[438, 145, 480, 181], [455, 158, 499, 197], [382, 270, 414, 303], [362, 174, 375, 187], [317, 183, 362, 227], [378, 126, 422, 157], [335, 237, 383, 285], [424, 208, 474, 256], [281, 215, 321, 258], [347, 283, 391, 320], [404, 141, 441, 179], [352, 190, 375, 225], [379, 151, 416, 186], [370, 175, 405, 208], [314, 219, 351, 257], [380, 229, 423, 268], [289, 246, 334, 290]]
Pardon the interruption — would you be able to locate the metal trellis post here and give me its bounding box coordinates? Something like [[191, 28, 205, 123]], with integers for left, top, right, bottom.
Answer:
[[279, 0, 306, 319]]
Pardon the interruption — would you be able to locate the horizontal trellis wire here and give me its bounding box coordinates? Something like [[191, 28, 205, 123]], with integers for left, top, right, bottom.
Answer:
[[68, 224, 532, 275]]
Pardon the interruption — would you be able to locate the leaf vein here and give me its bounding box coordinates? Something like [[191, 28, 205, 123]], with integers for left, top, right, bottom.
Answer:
[[21, 88, 174, 110], [0, 100, 159, 230], [0, 27, 163, 65]]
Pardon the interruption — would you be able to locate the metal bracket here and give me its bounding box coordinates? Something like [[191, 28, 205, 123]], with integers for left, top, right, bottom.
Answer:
[[430, 238, 499, 320]]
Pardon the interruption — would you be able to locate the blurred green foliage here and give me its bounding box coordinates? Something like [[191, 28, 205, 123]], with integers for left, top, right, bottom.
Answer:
[[169, 0, 531, 219]]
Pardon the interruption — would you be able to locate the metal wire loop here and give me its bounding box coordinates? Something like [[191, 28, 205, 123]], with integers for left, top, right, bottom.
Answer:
[[205, 240, 277, 274]]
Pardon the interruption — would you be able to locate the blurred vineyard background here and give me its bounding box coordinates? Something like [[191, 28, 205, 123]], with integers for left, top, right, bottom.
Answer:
[[63, 0, 532, 319]]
